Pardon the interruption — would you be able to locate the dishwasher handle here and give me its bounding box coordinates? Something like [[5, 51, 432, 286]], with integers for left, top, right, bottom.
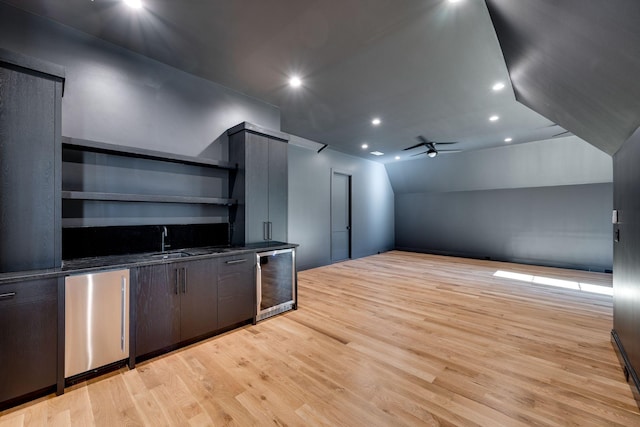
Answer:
[[121, 276, 126, 352]]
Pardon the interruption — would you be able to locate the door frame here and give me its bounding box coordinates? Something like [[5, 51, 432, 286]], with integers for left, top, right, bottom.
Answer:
[[330, 169, 352, 262]]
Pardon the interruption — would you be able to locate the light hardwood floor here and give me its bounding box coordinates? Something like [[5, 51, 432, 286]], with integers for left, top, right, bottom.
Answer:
[[1, 251, 638, 426]]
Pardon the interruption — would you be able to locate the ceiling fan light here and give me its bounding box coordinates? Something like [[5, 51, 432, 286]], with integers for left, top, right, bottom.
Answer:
[[427, 149, 438, 158]]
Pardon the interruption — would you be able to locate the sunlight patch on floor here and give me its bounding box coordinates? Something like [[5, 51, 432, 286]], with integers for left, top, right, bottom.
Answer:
[[493, 270, 613, 296]]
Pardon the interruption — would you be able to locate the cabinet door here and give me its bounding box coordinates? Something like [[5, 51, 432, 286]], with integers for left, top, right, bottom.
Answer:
[[244, 133, 270, 243], [268, 139, 288, 242], [175, 259, 217, 341], [0, 278, 57, 403], [218, 253, 256, 329], [0, 66, 61, 273], [135, 265, 180, 357]]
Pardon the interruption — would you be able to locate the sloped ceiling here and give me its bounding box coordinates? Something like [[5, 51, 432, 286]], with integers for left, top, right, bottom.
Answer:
[[385, 135, 612, 194], [485, 0, 640, 155], [1, 0, 565, 162]]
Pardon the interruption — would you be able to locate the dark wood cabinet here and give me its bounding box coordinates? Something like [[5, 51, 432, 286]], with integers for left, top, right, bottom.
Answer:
[[218, 253, 256, 329], [135, 264, 180, 357], [266, 137, 288, 243], [228, 122, 289, 245], [0, 49, 64, 273], [0, 278, 57, 404], [172, 259, 218, 341], [244, 133, 270, 243], [135, 259, 217, 358]]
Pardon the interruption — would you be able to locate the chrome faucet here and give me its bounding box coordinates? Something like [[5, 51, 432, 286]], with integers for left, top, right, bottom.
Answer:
[[161, 226, 168, 252]]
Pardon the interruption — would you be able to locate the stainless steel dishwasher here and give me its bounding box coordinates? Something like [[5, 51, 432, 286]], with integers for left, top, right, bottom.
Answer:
[[65, 269, 130, 378]]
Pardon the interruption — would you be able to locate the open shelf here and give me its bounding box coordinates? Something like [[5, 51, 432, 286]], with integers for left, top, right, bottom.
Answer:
[[62, 136, 235, 230], [61, 217, 229, 228], [62, 191, 236, 206], [62, 137, 237, 170]]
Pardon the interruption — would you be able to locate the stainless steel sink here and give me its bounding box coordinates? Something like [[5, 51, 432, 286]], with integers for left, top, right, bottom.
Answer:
[[148, 251, 191, 259]]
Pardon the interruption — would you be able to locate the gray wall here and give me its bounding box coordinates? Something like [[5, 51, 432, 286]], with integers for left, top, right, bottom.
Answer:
[[0, 3, 279, 158], [387, 136, 614, 271], [288, 144, 395, 271]]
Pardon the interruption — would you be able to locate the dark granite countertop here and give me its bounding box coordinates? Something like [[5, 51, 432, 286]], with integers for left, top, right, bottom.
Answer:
[[0, 242, 298, 285]]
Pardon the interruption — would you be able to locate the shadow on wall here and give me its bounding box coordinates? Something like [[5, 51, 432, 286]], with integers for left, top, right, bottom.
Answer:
[[199, 132, 228, 161], [287, 143, 395, 271]]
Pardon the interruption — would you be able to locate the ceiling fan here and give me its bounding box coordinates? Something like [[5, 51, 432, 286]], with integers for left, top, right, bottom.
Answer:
[[403, 135, 460, 158]]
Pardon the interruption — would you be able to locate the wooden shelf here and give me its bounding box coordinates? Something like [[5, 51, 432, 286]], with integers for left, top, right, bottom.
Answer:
[[62, 191, 236, 206], [62, 137, 237, 170], [61, 217, 228, 228]]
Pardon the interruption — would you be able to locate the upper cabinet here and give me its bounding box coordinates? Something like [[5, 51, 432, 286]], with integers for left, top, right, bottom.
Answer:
[[0, 49, 64, 273], [228, 122, 289, 245]]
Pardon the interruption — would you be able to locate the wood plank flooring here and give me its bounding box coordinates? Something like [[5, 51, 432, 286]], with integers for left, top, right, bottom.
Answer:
[[2, 251, 638, 426]]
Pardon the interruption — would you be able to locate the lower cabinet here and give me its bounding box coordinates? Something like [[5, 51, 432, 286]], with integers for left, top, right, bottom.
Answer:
[[135, 264, 180, 358], [172, 259, 218, 342], [0, 278, 57, 404], [135, 259, 217, 358], [218, 253, 256, 329]]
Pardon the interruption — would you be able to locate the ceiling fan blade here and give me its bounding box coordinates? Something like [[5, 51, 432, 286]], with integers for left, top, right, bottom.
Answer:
[[403, 142, 427, 151], [553, 130, 572, 137], [410, 150, 429, 157], [437, 149, 462, 153], [433, 141, 457, 145], [416, 135, 429, 144]]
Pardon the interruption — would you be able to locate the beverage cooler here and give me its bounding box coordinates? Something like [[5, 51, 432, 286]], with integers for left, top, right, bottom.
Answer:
[[256, 248, 296, 322]]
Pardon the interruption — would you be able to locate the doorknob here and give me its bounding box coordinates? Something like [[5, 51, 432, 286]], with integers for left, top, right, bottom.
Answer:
[[346, 226, 351, 230]]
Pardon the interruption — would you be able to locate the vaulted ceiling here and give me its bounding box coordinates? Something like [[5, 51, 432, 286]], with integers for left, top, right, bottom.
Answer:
[[486, 0, 640, 155], [5, 0, 637, 161]]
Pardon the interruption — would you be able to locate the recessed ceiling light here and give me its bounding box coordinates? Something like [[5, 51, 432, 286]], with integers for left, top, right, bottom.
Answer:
[[504, 137, 513, 142], [489, 115, 500, 122], [395, 156, 401, 160], [361, 143, 369, 149], [123, 0, 143, 9], [288, 76, 302, 88], [371, 118, 381, 126], [448, 0, 462, 3], [370, 151, 384, 156], [492, 82, 505, 91]]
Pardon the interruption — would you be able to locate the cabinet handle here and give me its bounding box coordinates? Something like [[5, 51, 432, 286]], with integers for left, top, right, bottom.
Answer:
[[225, 259, 247, 265], [174, 268, 179, 295], [0, 292, 16, 300], [183, 267, 187, 294], [263, 222, 269, 240], [121, 276, 126, 352], [268, 222, 273, 240]]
